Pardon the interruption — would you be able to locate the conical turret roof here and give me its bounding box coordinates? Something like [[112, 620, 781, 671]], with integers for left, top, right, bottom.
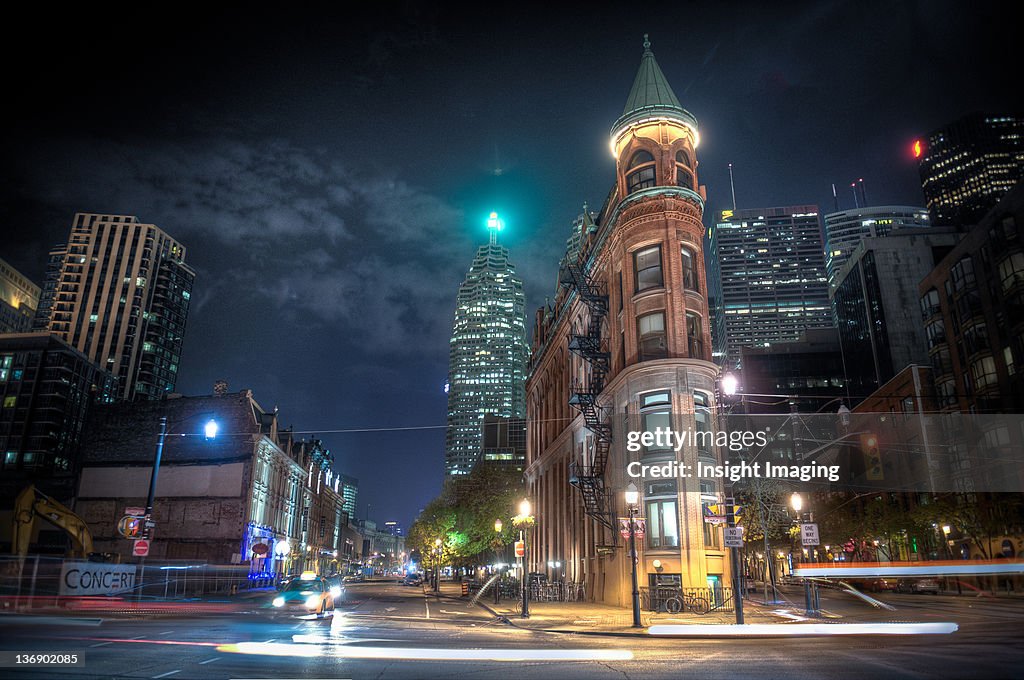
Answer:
[[611, 35, 697, 141]]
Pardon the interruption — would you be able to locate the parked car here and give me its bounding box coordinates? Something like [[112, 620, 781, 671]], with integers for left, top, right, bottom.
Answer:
[[895, 578, 940, 594], [343, 574, 365, 583], [845, 578, 896, 593]]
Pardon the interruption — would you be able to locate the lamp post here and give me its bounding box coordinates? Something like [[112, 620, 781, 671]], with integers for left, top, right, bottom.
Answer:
[[514, 498, 533, 618], [624, 483, 642, 628], [433, 538, 442, 593], [494, 519, 503, 605], [790, 492, 817, 616]]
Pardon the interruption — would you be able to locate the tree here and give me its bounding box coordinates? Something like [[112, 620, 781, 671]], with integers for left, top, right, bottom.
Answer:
[[408, 464, 526, 569]]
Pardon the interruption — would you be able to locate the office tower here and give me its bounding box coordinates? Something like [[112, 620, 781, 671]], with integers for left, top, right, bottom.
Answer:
[[919, 182, 1024, 413], [714, 206, 833, 368], [0, 257, 40, 334], [917, 113, 1023, 227], [738, 329, 850, 414], [32, 213, 195, 400], [704, 218, 727, 365], [444, 215, 528, 476], [528, 36, 727, 601], [823, 206, 931, 292], [833, 228, 959, 390]]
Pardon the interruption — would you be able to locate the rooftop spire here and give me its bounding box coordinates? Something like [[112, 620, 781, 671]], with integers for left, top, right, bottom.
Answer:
[[621, 34, 682, 116], [610, 34, 698, 146]]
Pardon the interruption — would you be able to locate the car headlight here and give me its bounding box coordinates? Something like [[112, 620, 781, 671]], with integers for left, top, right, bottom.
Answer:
[[330, 586, 342, 598], [273, 596, 285, 607], [306, 595, 321, 609]]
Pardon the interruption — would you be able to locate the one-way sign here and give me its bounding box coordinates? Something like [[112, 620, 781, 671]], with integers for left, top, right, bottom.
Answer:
[[801, 523, 820, 546]]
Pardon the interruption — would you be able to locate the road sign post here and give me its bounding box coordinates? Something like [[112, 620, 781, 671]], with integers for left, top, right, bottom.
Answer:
[[133, 539, 150, 557]]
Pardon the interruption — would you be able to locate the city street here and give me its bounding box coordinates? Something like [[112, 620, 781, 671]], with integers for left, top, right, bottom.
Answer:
[[1, 579, 1022, 679]]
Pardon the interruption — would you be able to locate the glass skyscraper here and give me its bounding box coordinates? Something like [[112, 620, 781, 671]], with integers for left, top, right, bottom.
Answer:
[[713, 205, 833, 369], [444, 216, 528, 476]]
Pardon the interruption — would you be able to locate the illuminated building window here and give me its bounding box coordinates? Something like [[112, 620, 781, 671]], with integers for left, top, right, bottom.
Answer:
[[645, 498, 679, 548], [637, 311, 667, 361], [626, 150, 656, 194], [634, 245, 663, 292]]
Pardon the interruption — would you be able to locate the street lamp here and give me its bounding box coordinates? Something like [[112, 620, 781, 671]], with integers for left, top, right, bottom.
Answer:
[[434, 537, 442, 593], [624, 482, 642, 628], [493, 519, 503, 604], [145, 413, 218, 541], [513, 498, 533, 618], [789, 492, 817, 616]]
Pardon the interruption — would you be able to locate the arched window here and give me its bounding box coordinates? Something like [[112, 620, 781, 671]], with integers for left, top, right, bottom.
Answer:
[[630, 150, 655, 168], [626, 150, 656, 194], [675, 150, 694, 190]]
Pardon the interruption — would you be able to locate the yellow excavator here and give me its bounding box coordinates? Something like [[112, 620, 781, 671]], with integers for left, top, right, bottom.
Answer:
[[11, 485, 99, 559]]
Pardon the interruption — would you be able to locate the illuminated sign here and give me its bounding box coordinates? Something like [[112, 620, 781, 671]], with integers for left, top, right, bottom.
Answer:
[[913, 140, 923, 158], [720, 209, 733, 221]]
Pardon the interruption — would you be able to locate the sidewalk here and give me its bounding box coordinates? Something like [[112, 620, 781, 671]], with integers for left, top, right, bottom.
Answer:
[[429, 581, 790, 636]]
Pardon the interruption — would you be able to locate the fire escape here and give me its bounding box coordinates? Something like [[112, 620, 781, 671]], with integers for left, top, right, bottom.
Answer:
[[559, 259, 615, 531]]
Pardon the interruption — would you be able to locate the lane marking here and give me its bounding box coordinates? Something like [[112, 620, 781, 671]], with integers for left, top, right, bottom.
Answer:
[[160, 630, 175, 635], [152, 672, 180, 679], [198, 657, 220, 665], [425, 599, 430, 619], [89, 642, 112, 647]]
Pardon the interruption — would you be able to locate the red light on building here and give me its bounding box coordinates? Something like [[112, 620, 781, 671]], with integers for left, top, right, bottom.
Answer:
[[913, 139, 923, 158]]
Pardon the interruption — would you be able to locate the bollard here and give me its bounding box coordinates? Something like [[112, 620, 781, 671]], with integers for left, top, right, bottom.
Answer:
[[461, 582, 469, 596]]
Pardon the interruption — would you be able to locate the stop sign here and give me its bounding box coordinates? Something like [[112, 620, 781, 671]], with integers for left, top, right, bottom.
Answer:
[[514, 540, 525, 557], [133, 539, 150, 557]]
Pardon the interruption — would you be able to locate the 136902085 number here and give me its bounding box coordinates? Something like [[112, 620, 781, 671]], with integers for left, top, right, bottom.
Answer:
[[1, 652, 83, 667]]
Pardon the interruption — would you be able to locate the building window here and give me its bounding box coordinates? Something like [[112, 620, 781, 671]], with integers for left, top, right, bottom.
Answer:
[[686, 312, 704, 359], [675, 151, 694, 190], [634, 245, 664, 292], [640, 391, 672, 455], [617, 271, 624, 311], [3, 396, 15, 408], [693, 391, 713, 459], [970, 356, 998, 390], [681, 247, 698, 292], [637, 312, 667, 361], [920, 288, 940, 320], [998, 252, 1024, 293], [645, 498, 679, 548], [626, 150, 656, 194], [950, 256, 976, 293]]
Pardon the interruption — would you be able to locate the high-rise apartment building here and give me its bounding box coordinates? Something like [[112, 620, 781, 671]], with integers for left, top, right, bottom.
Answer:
[[917, 113, 1023, 228], [0, 257, 40, 334], [32, 213, 195, 400], [823, 206, 932, 292], [714, 206, 833, 368], [444, 216, 528, 476], [919, 182, 1024, 413]]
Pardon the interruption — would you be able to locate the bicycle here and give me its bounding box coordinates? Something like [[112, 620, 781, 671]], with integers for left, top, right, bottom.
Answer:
[[664, 592, 710, 615]]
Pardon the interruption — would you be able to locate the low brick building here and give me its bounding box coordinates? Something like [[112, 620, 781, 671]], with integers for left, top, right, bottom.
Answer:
[[76, 388, 350, 576]]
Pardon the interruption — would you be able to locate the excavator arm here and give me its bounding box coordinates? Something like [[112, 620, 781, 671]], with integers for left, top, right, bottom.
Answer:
[[12, 485, 95, 558]]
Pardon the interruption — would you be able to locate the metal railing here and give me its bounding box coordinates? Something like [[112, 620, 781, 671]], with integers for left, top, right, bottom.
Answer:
[[640, 585, 734, 613]]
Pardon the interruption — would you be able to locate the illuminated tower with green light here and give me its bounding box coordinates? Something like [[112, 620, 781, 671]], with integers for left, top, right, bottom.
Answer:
[[444, 213, 528, 476]]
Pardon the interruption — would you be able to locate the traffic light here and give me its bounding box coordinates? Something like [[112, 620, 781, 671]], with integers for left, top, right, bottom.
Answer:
[[861, 433, 882, 480]]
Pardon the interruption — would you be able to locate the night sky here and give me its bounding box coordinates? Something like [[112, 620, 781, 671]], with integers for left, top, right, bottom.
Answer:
[[2, 2, 1016, 529]]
